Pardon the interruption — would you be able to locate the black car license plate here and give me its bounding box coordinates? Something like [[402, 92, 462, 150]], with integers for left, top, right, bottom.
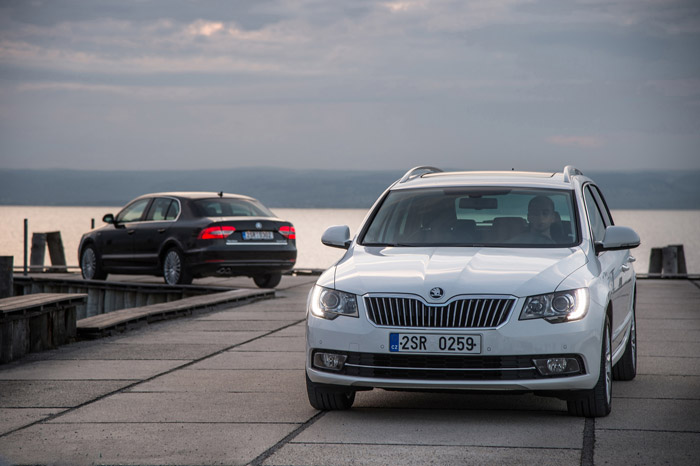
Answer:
[[242, 231, 274, 240]]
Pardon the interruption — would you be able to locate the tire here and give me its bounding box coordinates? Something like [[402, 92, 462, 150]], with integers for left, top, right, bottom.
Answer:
[[253, 273, 282, 288], [162, 248, 193, 285], [567, 315, 612, 417], [80, 244, 107, 280], [306, 374, 355, 410], [613, 303, 637, 381]]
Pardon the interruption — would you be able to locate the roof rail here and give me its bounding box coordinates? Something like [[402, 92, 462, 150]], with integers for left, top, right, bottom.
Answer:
[[563, 165, 584, 183], [399, 166, 443, 183]]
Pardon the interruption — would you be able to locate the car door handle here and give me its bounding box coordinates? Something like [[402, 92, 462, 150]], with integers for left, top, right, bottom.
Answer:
[[627, 256, 636, 263], [127, 230, 135, 235], [621, 264, 630, 272], [158, 228, 166, 233]]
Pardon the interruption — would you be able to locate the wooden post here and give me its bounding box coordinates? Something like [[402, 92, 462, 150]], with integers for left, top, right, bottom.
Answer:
[[45, 231, 67, 272], [30, 233, 47, 272], [0, 256, 12, 298], [648, 248, 662, 274]]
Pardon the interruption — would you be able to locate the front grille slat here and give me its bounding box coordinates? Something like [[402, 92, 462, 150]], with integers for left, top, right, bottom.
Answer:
[[365, 295, 514, 329]]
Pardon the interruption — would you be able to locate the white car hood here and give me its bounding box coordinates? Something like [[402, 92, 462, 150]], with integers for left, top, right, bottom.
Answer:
[[330, 246, 587, 301]]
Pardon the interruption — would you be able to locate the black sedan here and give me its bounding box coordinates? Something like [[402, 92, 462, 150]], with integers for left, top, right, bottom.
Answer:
[[78, 192, 297, 288]]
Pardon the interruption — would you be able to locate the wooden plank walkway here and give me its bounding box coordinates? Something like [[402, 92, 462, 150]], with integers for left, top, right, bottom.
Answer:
[[76, 288, 274, 339], [0, 293, 87, 315]]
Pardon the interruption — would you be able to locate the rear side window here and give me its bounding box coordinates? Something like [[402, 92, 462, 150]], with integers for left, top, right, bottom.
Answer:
[[146, 198, 178, 221], [193, 199, 274, 218]]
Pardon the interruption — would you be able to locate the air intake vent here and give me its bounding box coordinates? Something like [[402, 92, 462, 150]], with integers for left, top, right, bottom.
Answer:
[[365, 296, 515, 328]]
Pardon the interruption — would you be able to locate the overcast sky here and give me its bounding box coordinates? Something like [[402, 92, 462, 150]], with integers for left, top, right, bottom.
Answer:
[[0, 0, 698, 172]]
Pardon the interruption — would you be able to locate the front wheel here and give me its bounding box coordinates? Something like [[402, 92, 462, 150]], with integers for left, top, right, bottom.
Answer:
[[162, 248, 193, 285], [306, 374, 355, 410], [253, 273, 282, 288], [80, 245, 107, 280], [567, 315, 612, 417]]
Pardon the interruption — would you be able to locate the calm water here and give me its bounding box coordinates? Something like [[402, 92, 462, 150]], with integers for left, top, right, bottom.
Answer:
[[0, 206, 698, 274]]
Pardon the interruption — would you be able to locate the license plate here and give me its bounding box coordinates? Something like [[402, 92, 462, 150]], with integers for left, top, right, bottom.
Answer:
[[389, 333, 481, 354], [242, 231, 274, 240]]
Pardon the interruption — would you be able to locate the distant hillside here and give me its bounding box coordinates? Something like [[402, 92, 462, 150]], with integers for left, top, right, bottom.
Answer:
[[0, 168, 698, 209]]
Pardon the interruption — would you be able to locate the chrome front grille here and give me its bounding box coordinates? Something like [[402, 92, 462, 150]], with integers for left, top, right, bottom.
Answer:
[[364, 296, 515, 329]]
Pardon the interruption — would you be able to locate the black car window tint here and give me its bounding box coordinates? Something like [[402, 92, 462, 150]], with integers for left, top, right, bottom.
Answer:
[[117, 199, 150, 223], [164, 200, 179, 220], [193, 199, 274, 218]]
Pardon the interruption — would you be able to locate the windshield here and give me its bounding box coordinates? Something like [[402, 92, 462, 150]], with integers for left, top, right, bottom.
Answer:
[[360, 187, 579, 247], [193, 198, 275, 218]]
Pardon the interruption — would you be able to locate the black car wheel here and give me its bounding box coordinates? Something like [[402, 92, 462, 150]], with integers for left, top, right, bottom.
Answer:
[[567, 315, 612, 417], [163, 248, 193, 285], [306, 374, 355, 410], [253, 273, 282, 288], [80, 245, 107, 280]]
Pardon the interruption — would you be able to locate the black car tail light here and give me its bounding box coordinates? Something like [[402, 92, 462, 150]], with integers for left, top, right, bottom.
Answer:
[[279, 225, 296, 240], [199, 226, 236, 240]]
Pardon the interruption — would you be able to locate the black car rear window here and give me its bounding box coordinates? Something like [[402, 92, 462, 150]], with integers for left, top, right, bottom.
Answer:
[[193, 199, 274, 218]]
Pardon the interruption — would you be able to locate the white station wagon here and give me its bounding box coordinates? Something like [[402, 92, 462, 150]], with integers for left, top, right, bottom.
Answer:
[[306, 166, 640, 417]]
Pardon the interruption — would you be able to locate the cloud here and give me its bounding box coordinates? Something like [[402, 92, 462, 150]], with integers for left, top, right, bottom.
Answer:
[[546, 135, 604, 148]]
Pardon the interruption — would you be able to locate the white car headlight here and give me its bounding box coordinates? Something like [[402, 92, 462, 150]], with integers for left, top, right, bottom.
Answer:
[[520, 288, 589, 323], [309, 285, 358, 320]]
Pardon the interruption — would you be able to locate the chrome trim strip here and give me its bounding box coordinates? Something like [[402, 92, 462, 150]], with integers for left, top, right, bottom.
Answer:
[[344, 363, 536, 372]]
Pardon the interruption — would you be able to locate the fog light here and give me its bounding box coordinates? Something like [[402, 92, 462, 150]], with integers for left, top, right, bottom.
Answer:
[[313, 352, 347, 371], [533, 357, 581, 376]]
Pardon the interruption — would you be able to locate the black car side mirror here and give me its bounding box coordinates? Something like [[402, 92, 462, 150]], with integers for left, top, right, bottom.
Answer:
[[103, 213, 115, 224]]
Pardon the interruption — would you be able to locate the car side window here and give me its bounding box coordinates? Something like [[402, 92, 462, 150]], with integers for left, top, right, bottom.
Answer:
[[145, 198, 174, 221], [583, 186, 606, 243], [164, 200, 180, 220], [590, 185, 614, 226], [117, 199, 150, 223]]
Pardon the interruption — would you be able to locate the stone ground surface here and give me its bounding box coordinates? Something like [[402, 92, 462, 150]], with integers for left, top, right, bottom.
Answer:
[[0, 276, 698, 466]]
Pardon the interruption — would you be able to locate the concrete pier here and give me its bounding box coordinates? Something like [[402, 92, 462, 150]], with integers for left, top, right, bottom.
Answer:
[[0, 277, 698, 465]]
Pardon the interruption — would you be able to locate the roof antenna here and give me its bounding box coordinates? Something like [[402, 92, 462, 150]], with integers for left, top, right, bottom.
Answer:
[[218, 191, 223, 198], [511, 168, 515, 171]]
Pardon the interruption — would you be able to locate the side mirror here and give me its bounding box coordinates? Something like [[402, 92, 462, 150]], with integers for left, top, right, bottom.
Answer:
[[103, 213, 115, 224], [594, 226, 640, 254], [322, 225, 351, 249]]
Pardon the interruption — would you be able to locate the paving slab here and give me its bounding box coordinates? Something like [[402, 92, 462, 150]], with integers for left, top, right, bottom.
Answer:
[[0, 380, 129, 407], [296, 409, 583, 449], [635, 326, 700, 341], [352, 390, 567, 413], [43, 342, 231, 360], [130, 369, 305, 393], [595, 429, 700, 466], [637, 339, 700, 357], [166, 319, 301, 332], [189, 351, 306, 370], [113, 330, 265, 345], [52, 391, 316, 423], [0, 422, 299, 466], [637, 356, 700, 376], [0, 359, 187, 380], [272, 322, 306, 337], [596, 398, 700, 432], [234, 336, 306, 352], [637, 318, 700, 330], [198, 311, 306, 321], [264, 443, 581, 466], [0, 408, 65, 435], [612, 375, 700, 400]]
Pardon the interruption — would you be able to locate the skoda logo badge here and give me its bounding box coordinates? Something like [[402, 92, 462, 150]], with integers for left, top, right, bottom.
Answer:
[[429, 287, 444, 299], [255, 222, 262, 229]]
